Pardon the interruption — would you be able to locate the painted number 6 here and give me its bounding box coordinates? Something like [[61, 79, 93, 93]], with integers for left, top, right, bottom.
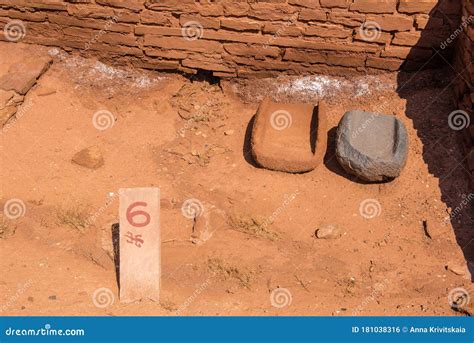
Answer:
[[126, 201, 151, 228]]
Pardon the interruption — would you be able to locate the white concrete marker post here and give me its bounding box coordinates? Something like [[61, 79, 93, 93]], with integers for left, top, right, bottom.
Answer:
[[119, 188, 160, 303]]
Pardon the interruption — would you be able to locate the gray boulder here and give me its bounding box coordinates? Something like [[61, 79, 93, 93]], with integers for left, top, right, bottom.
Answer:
[[336, 110, 408, 182]]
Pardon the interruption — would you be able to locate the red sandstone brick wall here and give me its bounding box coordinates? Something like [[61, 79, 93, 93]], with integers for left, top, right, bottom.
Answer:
[[0, 0, 462, 77], [454, 0, 473, 189]]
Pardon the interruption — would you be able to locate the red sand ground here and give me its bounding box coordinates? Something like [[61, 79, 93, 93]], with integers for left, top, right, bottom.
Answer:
[[0, 42, 472, 316]]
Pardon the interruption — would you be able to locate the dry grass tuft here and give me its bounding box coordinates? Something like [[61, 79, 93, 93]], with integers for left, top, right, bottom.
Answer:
[[228, 213, 279, 241], [56, 205, 90, 232], [207, 257, 256, 289]]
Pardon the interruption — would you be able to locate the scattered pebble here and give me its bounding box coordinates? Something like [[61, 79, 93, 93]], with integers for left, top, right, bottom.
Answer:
[[446, 262, 467, 276], [315, 225, 341, 239], [37, 87, 56, 97], [71, 146, 104, 169], [224, 130, 234, 136]]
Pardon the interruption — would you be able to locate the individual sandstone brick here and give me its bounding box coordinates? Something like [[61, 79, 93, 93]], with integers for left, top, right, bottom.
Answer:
[[48, 14, 133, 33], [298, 8, 327, 21], [3, 9, 47, 22], [144, 48, 188, 60], [283, 48, 327, 63], [354, 30, 392, 44], [96, 0, 144, 12], [270, 37, 380, 53], [0, 0, 67, 11], [288, 0, 321, 9], [134, 26, 181, 36], [305, 24, 352, 39], [326, 53, 366, 67], [198, 3, 224, 17], [113, 10, 140, 24], [64, 27, 138, 46], [223, 2, 250, 17], [144, 36, 223, 54], [381, 46, 432, 60], [350, 0, 397, 14], [320, 0, 351, 9], [398, 0, 438, 14], [182, 58, 234, 73], [392, 31, 421, 46], [366, 14, 413, 31], [366, 56, 404, 70], [66, 4, 114, 19], [328, 11, 365, 27], [223, 43, 281, 58], [221, 18, 261, 32], [140, 11, 173, 26], [180, 15, 220, 29], [248, 3, 297, 21], [132, 59, 180, 71], [262, 23, 303, 37]]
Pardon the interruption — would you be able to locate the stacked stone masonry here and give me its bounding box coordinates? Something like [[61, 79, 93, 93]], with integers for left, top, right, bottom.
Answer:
[[0, 0, 463, 78], [454, 0, 473, 189]]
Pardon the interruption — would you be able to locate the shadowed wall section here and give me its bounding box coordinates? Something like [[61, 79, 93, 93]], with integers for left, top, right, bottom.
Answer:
[[454, 0, 473, 189]]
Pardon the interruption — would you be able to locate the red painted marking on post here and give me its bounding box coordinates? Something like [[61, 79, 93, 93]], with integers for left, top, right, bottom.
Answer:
[[125, 231, 144, 247], [126, 201, 151, 228], [119, 188, 160, 303]]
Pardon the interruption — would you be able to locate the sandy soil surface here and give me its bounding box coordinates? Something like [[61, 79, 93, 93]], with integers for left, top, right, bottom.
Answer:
[[0, 42, 473, 316]]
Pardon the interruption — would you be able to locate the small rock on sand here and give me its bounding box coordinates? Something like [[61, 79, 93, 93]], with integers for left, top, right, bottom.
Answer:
[[446, 262, 468, 277], [37, 87, 56, 97], [0, 56, 52, 95], [72, 146, 104, 169], [315, 225, 341, 239]]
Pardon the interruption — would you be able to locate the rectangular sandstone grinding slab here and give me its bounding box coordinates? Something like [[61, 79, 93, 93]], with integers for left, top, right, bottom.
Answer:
[[119, 188, 160, 303]]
